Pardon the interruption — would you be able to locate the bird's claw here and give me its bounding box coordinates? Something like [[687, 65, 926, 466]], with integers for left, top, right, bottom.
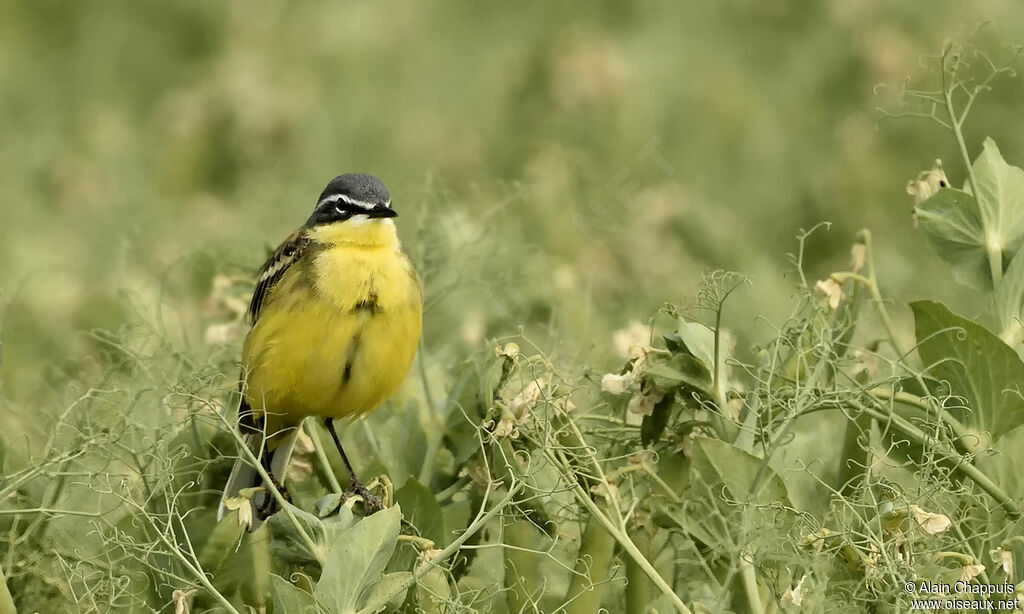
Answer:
[[346, 482, 384, 515]]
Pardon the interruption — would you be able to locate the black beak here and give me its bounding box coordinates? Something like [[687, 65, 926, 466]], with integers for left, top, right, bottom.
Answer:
[[367, 204, 398, 219]]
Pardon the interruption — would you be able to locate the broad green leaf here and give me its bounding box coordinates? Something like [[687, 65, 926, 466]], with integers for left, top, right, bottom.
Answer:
[[269, 498, 357, 568], [389, 477, 446, 575], [198, 510, 247, 576], [0, 563, 14, 614], [359, 572, 413, 612], [314, 505, 402, 614], [666, 318, 716, 372], [995, 244, 1024, 344], [972, 138, 1024, 256], [915, 138, 1024, 290], [443, 353, 506, 465], [915, 188, 989, 289], [976, 427, 1024, 523], [911, 300, 1024, 442], [394, 478, 445, 545], [645, 352, 711, 393], [271, 574, 319, 613], [690, 436, 790, 505], [268, 502, 332, 567], [316, 493, 346, 518]]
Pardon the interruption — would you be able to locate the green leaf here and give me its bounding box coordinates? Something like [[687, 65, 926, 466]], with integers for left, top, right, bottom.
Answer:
[[394, 478, 445, 545], [995, 244, 1024, 344], [316, 493, 346, 518], [911, 300, 1024, 442], [359, 572, 414, 612], [972, 137, 1024, 256], [915, 188, 989, 289], [443, 353, 507, 465], [645, 353, 711, 393], [198, 510, 247, 576], [271, 574, 319, 613], [915, 138, 1024, 290], [690, 436, 790, 505], [268, 502, 332, 567], [268, 498, 358, 568], [314, 505, 402, 614], [666, 318, 716, 371]]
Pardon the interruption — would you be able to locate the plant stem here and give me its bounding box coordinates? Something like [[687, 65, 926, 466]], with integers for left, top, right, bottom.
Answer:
[[213, 410, 321, 564], [149, 512, 242, 614], [564, 506, 617, 614], [867, 388, 974, 451], [859, 404, 1021, 518], [740, 549, 764, 614], [941, 47, 1000, 286], [625, 526, 655, 614], [0, 562, 15, 614], [836, 232, 979, 454], [563, 477, 693, 614]]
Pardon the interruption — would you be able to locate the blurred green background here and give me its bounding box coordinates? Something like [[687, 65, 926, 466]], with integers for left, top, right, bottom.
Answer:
[[2, 1, 1023, 417]]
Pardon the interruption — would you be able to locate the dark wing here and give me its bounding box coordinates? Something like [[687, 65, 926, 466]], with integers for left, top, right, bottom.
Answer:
[[247, 229, 310, 324]]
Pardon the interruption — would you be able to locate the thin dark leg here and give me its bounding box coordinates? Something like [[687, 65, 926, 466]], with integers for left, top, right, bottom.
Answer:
[[324, 418, 383, 513], [255, 444, 291, 519]]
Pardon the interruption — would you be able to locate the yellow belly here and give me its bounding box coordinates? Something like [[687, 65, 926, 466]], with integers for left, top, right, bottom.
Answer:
[[241, 242, 422, 433]]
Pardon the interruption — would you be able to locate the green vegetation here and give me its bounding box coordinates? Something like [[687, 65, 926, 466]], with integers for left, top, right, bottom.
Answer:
[[5, 3, 1024, 613]]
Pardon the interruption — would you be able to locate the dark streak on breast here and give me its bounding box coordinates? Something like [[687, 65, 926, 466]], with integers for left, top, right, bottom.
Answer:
[[341, 330, 362, 389], [352, 292, 382, 314]]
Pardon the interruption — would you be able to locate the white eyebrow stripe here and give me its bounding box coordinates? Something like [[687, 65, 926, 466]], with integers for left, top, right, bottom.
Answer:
[[317, 193, 376, 210]]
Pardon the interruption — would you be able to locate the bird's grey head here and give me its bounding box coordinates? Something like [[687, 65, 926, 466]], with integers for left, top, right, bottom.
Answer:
[[306, 173, 396, 226]]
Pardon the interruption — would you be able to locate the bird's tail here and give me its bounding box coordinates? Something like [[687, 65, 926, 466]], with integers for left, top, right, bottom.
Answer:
[[218, 411, 303, 532]]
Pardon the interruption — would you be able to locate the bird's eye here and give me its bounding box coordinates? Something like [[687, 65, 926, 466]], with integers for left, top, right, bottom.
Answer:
[[335, 204, 347, 215]]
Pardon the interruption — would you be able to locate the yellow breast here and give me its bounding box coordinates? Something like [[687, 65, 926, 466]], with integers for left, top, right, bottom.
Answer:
[[242, 220, 422, 430]]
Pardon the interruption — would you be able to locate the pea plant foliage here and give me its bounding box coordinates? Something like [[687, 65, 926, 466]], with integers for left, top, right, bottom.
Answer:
[[8, 33, 1024, 614]]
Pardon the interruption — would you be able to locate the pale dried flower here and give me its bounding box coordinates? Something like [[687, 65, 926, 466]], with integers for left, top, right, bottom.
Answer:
[[221, 495, 254, 531], [627, 391, 664, 416], [814, 278, 844, 310], [589, 481, 620, 504], [508, 377, 547, 419], [781, 574, 807, 608], [601, 372, 633, 395], [992, 547, 1013, 577], [959, 563, 986, 583], [493, 408, 518, 439], [910, 505, 952, 535], [173, 589, 197, 614], [906, 159, 948, 206]]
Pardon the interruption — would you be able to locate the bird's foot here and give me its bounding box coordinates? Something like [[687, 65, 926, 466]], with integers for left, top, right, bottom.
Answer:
[[346, 482, 384, 515], [255, 475, 291, 520]]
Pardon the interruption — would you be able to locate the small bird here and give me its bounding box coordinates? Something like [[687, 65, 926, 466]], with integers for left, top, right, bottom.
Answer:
[[219, 173, 423, 529]]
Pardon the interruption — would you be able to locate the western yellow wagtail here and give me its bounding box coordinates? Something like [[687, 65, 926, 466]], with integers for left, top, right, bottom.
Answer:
[[219, 173, 422, 529]]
